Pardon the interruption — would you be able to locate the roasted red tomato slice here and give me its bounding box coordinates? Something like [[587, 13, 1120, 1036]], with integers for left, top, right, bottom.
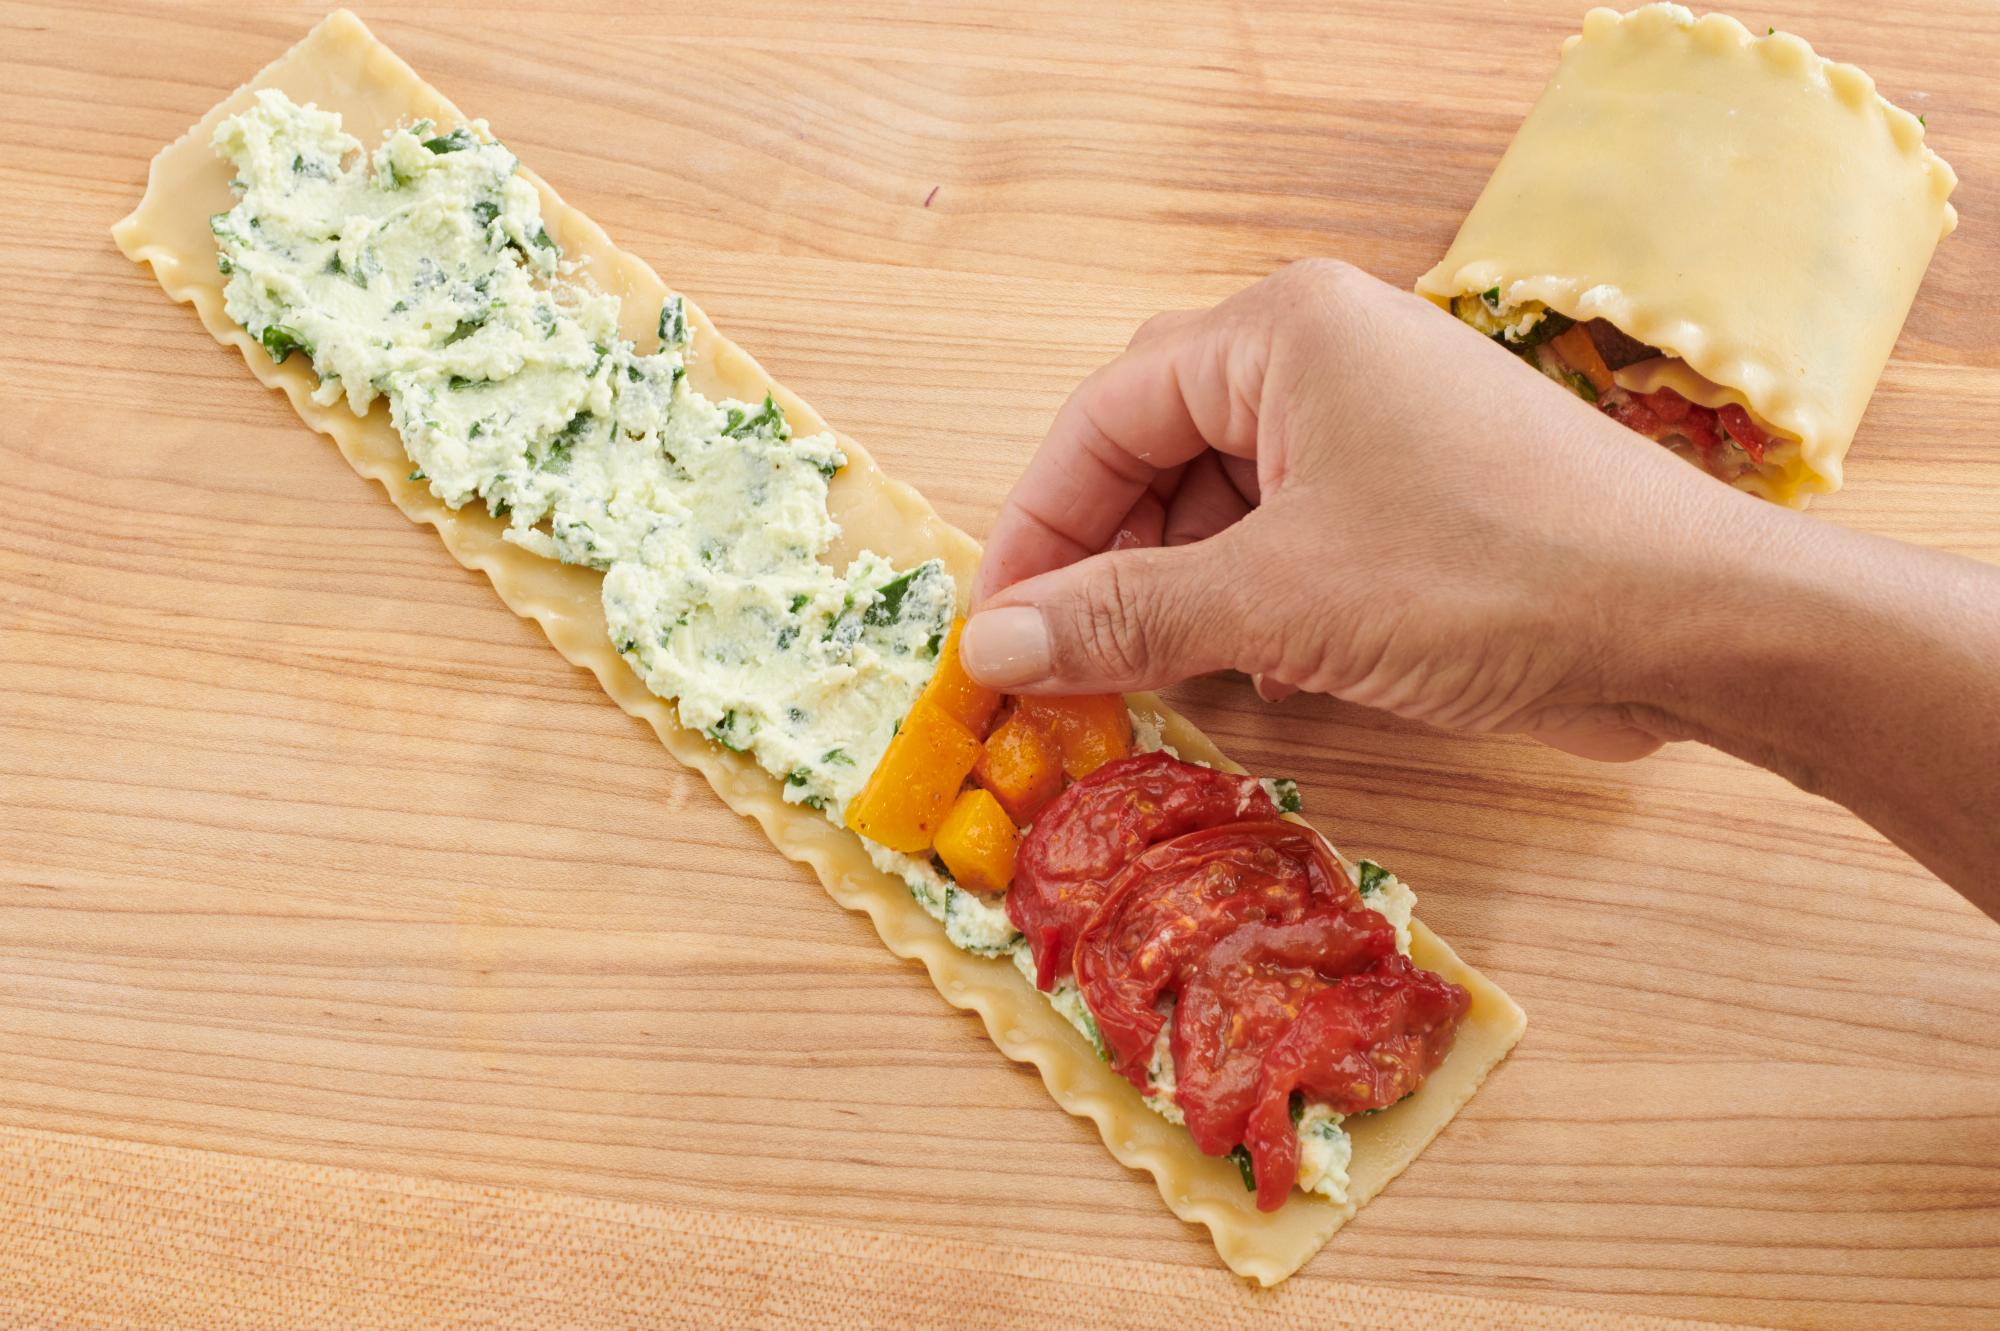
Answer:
[[1008, 752, 1278, 991], [1716, 402, 1770, 463], [1167, 910, 1396, 1157], [1072, 822, 1364, 1079], [1240, 953, 1470, 1210]]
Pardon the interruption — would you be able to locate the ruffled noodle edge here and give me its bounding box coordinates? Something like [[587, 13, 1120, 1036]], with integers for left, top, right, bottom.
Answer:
[[1422, 3, 1958, 506], [112, 9, 1526, 1286]]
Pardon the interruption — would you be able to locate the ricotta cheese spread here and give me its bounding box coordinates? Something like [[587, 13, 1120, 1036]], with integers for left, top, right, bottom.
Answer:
[[211, 91, 952, 816], [209, 90, 1414, 1210]]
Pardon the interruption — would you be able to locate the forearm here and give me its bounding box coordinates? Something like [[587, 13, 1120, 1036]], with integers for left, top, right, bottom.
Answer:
[[1629, 503, 2000, 907]]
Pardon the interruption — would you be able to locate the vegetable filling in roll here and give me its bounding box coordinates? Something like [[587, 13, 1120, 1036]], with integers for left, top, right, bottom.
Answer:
[[1454, 290, 1786, 486], [1419, 5, 1957, 506]]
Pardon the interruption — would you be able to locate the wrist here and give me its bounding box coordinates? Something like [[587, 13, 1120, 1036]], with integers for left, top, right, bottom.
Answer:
[[1605, 498, 2000, 896], [1590, 487, 1832, 762]]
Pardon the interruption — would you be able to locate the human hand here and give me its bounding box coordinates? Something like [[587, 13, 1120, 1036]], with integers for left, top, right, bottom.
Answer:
[[963, 258, 2000, 898], [962, 259, 1764, 762]]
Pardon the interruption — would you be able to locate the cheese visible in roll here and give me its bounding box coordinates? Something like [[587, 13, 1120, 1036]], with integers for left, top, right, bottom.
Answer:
[[1416, 3, 1957, 506]]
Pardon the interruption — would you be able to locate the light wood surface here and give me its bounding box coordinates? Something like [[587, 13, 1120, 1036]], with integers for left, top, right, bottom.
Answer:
[[2, 1124, 1744, 1331], [2, 1, 1998, 1327]]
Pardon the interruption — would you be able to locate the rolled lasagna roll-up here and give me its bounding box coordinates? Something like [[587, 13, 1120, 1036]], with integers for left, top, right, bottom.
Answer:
[[1417, 3, 1957, 505]]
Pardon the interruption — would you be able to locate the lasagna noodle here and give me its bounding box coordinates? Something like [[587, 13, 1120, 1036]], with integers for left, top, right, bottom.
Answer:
[[1416, 2, 1957, 506], [113, 10, 1526, 1284]]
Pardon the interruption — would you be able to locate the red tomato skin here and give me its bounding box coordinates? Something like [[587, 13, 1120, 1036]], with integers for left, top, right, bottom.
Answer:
[[1716, 403, 1770, 462], [1008, 752, 1278, 990], [1070, 822, 1364, 1081], [1241, 954, 1471, 1210], [1646, 387, 1691, 424], [1008, 754, 1472, 1213], [1167, 909, 1397, 1157], [1606, 387, 1771, 478]]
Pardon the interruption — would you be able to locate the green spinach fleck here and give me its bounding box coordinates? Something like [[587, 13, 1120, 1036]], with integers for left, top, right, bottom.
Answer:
[[1077, 1007, 1107, 1062], [1506, 309, 1572, 348], [657, 294, 688, 349], [422, 127, 476, 154], [541, 416, 586, 472], [723, 394, 789, 441], [864, 569, 919, 626], [323, 250, 367, 289], [1227, 1145, 1257, 1192], [1271, 778, 1302, 815], [259, 324, 307, 364], [706, 710, 749, 752]]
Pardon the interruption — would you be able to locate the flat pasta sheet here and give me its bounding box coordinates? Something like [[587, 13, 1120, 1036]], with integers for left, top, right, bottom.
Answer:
[[114, 10, 1526, 1284]]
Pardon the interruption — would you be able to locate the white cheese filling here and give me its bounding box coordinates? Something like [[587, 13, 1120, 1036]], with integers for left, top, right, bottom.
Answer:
[[211, 91, 952, 816], [212, 93, 1413, 1210]]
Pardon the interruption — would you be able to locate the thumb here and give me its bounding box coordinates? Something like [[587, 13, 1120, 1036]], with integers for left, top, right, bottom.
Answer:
[[960, 539, 1259, 694]]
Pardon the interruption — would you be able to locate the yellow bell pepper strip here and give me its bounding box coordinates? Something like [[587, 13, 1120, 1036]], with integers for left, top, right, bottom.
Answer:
[[1550, 322, 1614, 396], [845, 699, 982, 853], [973, 707, 1067, 826], [922, 618, 1003, 737], [1016, 694, 1133, 781], [933, 787, 1020, 895]]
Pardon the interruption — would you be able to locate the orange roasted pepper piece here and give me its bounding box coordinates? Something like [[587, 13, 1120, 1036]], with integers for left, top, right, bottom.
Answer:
[[845, 699, 982, 853], [1550, 323, 1614, 396], [921, 619, 1002, 737], [933, 788, 1020, 895], [973, 708, 1066, 826], [1016, 694, 1133, 780]]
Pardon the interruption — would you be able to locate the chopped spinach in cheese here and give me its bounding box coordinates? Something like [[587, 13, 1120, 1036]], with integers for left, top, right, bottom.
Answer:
[[867, 841, 1021, 955], [1452, 288, 1559, 344], [211, 91, 951, 814], [211, 91, 1415, 1213], [1354, 859, 1416, 954], [1294, 1101, 1353, 1199]]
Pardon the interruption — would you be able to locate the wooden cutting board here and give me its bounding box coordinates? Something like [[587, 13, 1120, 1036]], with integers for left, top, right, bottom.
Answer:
[[3, 2, 1998, 1326]]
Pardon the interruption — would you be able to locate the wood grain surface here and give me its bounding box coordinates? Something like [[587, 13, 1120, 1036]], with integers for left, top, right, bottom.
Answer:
[[2, 1124, 1754, 1331], [3, 1, 1998, 1327]]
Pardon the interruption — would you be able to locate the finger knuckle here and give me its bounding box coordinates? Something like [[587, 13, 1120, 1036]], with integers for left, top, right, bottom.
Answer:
[[1128, 311, 1174, 348], [1265, 258, 1362, 341], [1279, 256, 1358, 294], [1063, 559, 1159, 687]]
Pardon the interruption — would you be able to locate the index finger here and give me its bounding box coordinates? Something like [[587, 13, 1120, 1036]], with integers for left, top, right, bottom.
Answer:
[[974, 313, 1255, 605]]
